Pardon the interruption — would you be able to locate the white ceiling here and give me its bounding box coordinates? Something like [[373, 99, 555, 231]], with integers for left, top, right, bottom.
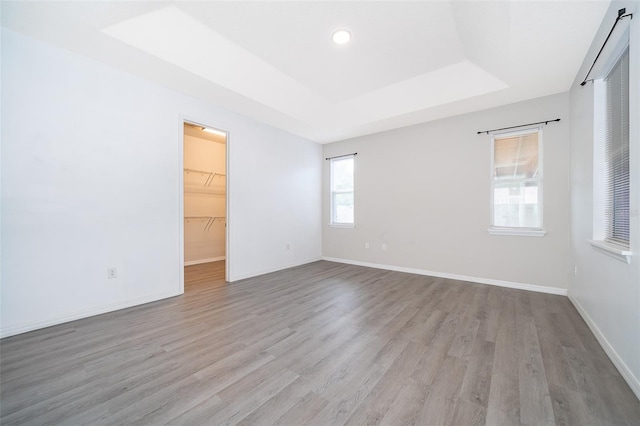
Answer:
[[1, 1, 610, 143]]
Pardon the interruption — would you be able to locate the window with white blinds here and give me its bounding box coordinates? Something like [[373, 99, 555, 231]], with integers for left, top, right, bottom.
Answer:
[[604, 47, 630, 247]]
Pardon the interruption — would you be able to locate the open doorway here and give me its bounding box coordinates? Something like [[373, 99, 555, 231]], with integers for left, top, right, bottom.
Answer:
[[182, 121, 228, 292]]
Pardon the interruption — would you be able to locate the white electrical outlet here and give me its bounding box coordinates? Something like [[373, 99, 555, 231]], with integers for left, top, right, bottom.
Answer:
[[574, 265, 578, 276], [381, 243, 387, 251], [365, 242, 370, 249], [107, 267, 117, 279]]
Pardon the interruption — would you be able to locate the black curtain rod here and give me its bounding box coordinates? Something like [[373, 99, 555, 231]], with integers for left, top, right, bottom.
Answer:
[[325, 152, 357, 160], [580, 8, 633, 86], [477, 119, 560, 135]]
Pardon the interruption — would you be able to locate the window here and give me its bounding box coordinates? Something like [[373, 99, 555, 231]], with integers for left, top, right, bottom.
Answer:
[[489, 128, 545, 236], [603, 48, 630, 247], [330, 156, 354, 226], [592, 46, 630, 262]]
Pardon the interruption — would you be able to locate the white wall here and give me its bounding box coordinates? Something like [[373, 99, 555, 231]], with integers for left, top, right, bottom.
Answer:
[[323, 93, 571, 293], [569, 1, 640, 398], [0, 29, 322, 337]]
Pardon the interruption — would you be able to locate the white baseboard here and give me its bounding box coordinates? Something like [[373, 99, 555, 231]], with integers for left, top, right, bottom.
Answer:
[[184, 256, 225, 266], [230, 257, 323, 282], [321, 257, 568, 296], [0, 290, 180, 339], [568, 295, 640, 400]]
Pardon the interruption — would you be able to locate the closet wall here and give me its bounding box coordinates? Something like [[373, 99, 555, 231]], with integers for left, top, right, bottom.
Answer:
[[184, 124, 226, 265], [1, 28, 322, 338]]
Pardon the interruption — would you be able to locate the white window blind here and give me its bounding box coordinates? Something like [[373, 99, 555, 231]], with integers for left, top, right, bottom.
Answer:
[[604, 47, 630, 247], [490, 128, 543, 231]]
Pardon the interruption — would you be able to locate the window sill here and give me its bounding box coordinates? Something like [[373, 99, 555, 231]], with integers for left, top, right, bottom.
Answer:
[[589, 240, 632, 264], [487, 228, 547, 237], [329, 223, 355, 229]]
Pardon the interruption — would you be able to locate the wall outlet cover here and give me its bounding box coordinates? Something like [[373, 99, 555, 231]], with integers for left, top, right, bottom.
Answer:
[[107, 267, 117, 279]]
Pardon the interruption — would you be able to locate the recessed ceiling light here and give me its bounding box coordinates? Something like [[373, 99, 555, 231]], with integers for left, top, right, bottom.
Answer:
[[202, 127, 226, 137], [332, 29, 351, 45]]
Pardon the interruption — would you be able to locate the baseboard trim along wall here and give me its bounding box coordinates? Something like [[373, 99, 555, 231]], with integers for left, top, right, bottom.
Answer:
[[184, 256, 226, 266], [322, 256, 568, 296], [568, 295, 640, 399], [0, 290, 179, 339]]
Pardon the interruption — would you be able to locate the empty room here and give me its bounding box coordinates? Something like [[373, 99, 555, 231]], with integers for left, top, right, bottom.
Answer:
[[1, 1, 639, 425]]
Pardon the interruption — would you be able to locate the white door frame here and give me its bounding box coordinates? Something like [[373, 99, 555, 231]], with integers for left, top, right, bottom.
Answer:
[[179, 117, 230, 291]]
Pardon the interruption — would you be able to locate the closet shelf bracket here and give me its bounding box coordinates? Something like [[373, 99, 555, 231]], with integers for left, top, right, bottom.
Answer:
[[184, 168, 226, 187], [184, 216, 226, 231]]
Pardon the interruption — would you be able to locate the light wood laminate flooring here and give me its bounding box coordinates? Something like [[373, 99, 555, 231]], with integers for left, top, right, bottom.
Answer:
[[1, 261, 638, 425]]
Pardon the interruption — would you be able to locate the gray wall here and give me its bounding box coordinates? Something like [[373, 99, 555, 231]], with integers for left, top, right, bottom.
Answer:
[[568, 0, 640, 398], [323, 93, 571, 292]]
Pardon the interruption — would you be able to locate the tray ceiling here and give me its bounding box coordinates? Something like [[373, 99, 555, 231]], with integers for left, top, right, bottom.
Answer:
[[2, 1, 610, 143]]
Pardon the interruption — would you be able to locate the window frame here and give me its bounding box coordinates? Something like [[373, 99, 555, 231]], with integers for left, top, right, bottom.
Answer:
[[329, 156, 355, 228], [488, 127, 546, 237]]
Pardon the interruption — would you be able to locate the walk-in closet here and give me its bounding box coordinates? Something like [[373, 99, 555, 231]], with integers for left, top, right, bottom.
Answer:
[[183, 123, 226, 286]]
